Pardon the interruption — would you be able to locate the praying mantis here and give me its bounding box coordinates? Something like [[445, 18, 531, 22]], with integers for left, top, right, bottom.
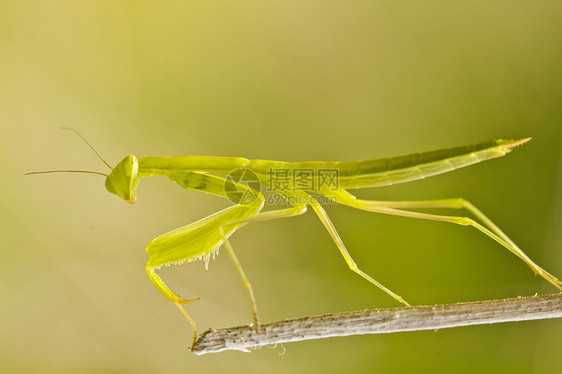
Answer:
[[28, 130, 562, 348]]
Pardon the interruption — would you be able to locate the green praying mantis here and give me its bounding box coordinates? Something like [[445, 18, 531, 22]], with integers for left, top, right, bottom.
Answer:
[[28, 130, 562, 348]]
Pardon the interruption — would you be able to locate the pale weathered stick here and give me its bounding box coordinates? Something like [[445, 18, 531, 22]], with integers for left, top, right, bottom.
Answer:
[[192, 293, 562, 355]]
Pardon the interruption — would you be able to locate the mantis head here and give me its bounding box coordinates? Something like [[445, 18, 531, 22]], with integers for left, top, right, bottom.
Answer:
[[26, 128, 141, 204], [105, 155, 139, 204]]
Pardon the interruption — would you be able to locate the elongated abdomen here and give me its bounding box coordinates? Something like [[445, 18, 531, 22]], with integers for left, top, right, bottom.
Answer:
[[337, 138, 530, 189]]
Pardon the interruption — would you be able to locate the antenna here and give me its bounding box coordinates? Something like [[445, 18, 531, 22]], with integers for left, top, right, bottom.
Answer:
[[25, 170, 108, 177], [26, 128, 113, 177], [59, 127, 113, 170]]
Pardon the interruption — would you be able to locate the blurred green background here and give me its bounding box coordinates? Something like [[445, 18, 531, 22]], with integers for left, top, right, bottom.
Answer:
[[2, 1, 561, 373]]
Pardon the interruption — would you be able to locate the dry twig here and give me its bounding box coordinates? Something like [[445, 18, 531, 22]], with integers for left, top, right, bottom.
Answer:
[[192, 293, 562, 355]]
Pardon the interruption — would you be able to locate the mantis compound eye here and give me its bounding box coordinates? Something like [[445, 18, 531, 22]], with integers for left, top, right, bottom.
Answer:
[[105, 155, 139, 204]]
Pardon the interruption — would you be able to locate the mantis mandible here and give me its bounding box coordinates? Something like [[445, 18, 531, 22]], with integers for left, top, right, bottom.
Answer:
[[28, 130, 562, 348]]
